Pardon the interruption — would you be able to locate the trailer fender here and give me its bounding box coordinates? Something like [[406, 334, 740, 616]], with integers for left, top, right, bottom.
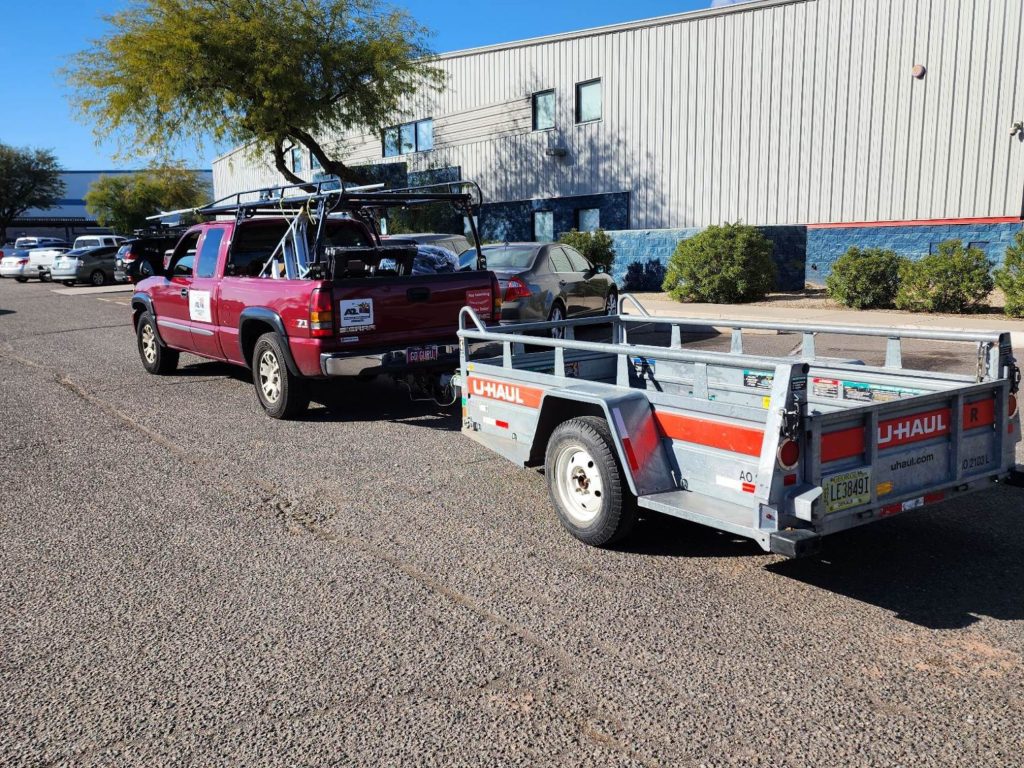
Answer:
[[530, 391, 676, 497]]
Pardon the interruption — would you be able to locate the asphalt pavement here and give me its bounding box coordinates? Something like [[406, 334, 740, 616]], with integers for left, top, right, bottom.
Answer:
[[1, 278, 1023, 766]]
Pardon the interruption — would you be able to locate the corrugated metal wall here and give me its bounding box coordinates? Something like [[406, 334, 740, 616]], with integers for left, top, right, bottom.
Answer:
[[213, 0, 1024, 228]]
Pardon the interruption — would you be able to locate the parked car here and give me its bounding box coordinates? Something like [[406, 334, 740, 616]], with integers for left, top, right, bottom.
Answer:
[[23, 246, 71, 282], [0, 250, 32, 280], [14, 236, 68, 250], [481, 243, 617, 336], [382, 233, 481, 274], [114, 233, 182, 283], [51, 246, 121, 286], [72, 234, 126, 250]]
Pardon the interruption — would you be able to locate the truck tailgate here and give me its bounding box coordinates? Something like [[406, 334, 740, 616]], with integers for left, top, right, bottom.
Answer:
[[332, 272, 494, 348], [810, 380, 1015, 526]]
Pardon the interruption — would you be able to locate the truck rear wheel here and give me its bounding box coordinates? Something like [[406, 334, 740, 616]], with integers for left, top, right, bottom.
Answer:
[[137, 311, 178, 375], [545, 415, 637, 547], [252, 332, 309, 420]]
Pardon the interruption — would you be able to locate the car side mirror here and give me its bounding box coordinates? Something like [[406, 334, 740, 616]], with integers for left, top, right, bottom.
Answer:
[[596, 265, 606, 274]]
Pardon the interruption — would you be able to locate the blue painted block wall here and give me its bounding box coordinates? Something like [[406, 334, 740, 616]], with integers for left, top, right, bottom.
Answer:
[[605, 226, 807, 291], [806, 222, 1024, 284]]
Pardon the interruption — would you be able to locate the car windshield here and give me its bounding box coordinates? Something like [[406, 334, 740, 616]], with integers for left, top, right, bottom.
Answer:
[[481, 246, 539, 270]]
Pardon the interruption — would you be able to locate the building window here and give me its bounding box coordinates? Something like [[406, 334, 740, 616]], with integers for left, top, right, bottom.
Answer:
[[533, 211, 554, 242], [310, 152, 322, 171], [576, 79, 602, 123], [383, 118, 434, 157], [578, 208, 600, 232], [532, 90, 555, 131], [290, 147, 304, 173]]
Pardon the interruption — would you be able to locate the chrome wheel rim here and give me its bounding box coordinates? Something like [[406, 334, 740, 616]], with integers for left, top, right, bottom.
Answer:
[[553, 444, 604, 525], [141, 323, 157, 364], [91, 271, 103, 285], [258, 350, 281, 403], [550, 306, 565, 339], [605, 292, 617, 315]]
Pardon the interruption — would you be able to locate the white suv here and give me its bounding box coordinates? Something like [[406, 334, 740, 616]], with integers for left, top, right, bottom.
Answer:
[[73, 235, 126, 250]]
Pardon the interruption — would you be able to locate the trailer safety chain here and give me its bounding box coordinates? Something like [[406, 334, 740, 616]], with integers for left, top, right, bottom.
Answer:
[[780, 394, 802, 440], [977, 342, 994, 383]]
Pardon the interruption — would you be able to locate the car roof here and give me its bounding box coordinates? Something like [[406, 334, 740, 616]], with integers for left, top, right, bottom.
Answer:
[[384, 233, 468, 242], [480, 242, 547, 250]]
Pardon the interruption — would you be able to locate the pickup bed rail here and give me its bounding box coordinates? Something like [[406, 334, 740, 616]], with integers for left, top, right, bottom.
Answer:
[[457, 295, 1021, 556]]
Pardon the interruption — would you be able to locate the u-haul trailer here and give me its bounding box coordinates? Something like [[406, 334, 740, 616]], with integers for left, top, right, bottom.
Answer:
[[457, 296, 1022, 557]]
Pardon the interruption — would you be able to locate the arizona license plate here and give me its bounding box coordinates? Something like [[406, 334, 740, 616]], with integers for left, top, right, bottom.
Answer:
[[823, 467, 872, 514], [406, 345, 439, 364]]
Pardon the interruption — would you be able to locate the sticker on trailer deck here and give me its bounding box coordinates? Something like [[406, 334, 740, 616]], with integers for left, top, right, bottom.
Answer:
[[743, 370, 774, 390], [631, 357, 656, 376], [842, 381, 921, 403], [823, 467, 873, 514], [340, 299, 374, 329], [813, 378, 841, 399], [189, 290, 212, 323]]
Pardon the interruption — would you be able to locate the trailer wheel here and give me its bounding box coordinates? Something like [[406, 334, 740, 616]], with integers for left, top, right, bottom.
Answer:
[[545, 415, 636, 547]]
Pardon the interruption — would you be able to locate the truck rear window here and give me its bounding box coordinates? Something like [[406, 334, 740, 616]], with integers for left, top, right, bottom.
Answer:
[[227, 221, 372, 277]]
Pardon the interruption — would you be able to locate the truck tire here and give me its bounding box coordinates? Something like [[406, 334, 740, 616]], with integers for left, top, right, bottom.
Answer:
[[545, 415, 637, 547], [252, 332, 309, 420], [136, 311, 178, 375]]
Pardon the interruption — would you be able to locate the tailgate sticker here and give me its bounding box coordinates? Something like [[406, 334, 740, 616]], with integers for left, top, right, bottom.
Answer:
[[340, 299, 374, 329], [189, 290, 212, 323], [823, 467, 872, 514], [465, 288, 492, 318]]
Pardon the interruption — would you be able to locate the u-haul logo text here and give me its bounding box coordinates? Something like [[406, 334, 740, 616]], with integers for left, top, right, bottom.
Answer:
[[467, 377, 541, 408], [877, 409, 949, 448]]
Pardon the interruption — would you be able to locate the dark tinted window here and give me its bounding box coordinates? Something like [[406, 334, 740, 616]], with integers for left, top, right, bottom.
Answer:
[[173, 254, 194, 277], [564, 247, 591, 272], [169, 231, 201, 277], [547, 247, 573, 273], [196, 228, 225, 278]]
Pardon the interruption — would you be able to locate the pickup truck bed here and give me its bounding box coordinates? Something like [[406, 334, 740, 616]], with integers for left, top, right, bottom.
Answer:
[[456, 297, 1021, 556]]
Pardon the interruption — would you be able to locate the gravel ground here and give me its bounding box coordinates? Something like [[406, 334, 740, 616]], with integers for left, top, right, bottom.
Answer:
[[1, 278, 1023, 766]]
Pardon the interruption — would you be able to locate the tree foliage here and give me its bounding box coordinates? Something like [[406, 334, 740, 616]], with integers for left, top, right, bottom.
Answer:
[[65, 0, 441, 184], [994, 231, 1024, 318], [84, 166, 211, 234], [662, 223, 776, 303], [0, 144, 65, 242]]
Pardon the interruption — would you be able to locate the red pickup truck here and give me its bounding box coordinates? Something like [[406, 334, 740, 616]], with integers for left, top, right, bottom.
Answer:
[[130, 185, 498, 419]]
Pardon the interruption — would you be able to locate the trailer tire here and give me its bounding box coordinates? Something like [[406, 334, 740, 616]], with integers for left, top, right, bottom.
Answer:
[[545, 415, 637, 547]]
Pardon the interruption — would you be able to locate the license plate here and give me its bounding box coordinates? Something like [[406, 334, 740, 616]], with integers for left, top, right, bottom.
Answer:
[[823, 467, 872, 514], [406, 345, 438, 364]]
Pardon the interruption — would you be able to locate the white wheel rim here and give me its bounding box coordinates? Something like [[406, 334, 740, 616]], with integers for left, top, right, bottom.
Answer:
[[258, 350, 281, 402], [141, 324, 157, 363], [606, 293, 617, 315], [550, 306, 565, 339], [553, 444, 604, 525]]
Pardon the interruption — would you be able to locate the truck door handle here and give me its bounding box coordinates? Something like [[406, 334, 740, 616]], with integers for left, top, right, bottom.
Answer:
[[180, 287, 189, 297], [407, 287, 430, 302]]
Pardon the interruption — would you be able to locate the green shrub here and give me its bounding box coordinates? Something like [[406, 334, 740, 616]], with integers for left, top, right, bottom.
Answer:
[[895, 240, 994, 313], [825, 247, 905, 309], [995, 231, 1024, 318], [558, 229, 615, 271], [661, 223, 776, 303]]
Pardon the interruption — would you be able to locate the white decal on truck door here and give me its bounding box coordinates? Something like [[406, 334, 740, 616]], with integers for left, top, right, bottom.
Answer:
[[189, 290, 212, 323]]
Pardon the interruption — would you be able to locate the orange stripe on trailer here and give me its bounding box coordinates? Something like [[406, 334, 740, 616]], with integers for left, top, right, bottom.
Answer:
[[821, 400, 998, 463], [466, 376, 543, 408], [653, 411, 765, 457]]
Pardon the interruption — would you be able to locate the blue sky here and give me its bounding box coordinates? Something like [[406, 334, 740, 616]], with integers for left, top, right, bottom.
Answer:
[[0, 0, 734, 170]]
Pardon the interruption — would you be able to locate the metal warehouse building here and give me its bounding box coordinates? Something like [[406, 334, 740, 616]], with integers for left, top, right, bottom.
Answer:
[[212, 0, 1024, 287]]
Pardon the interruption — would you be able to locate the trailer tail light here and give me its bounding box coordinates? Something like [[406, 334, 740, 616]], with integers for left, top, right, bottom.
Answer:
[[503, 276, 531, 302], [777, 439, 800, 470], [1009, 392, 1018, 419], [309, 287, 333, 337]]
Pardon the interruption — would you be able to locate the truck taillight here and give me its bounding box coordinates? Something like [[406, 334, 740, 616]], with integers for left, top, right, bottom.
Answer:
[[491, 272, 503, 318], [504, 276, 531, 302], [309, 287, 333, 337], [777, 439, 800, 470]]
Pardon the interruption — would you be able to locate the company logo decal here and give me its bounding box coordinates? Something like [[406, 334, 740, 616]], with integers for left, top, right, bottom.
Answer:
[[467, 377, 542, 408]]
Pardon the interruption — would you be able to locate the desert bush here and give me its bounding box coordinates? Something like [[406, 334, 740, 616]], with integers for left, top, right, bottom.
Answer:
[[662, 223, 776, 303], [895, 240, 993, 313], [994, 231, 1024, 318], [825, 247, 905, 309]]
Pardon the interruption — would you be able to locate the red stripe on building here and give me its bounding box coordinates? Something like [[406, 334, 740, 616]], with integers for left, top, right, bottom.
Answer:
[[821, 400, 997, 463], [808, 216, 1021, 230], [653, 411, 765, 457]]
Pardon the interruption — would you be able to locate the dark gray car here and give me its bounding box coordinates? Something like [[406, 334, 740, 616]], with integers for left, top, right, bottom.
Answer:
[[484, 243, 617, 336]]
